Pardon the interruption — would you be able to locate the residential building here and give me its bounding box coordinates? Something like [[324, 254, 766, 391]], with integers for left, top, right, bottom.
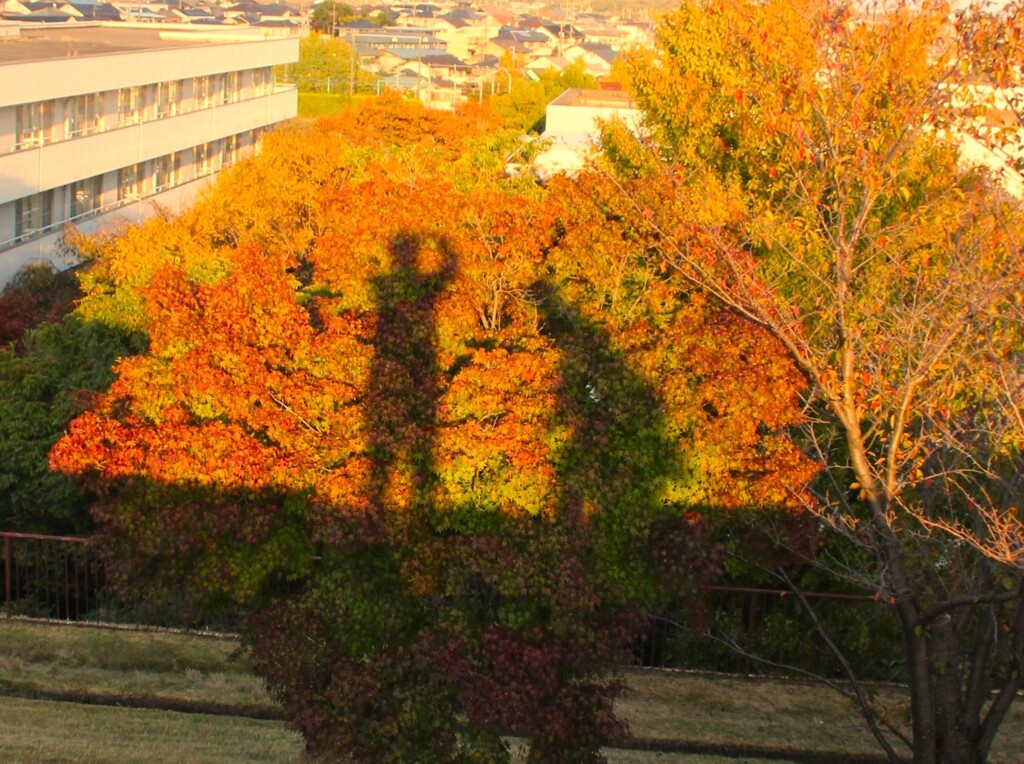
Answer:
[[531, 87, 642, 181], [0, 21, 298, 285]]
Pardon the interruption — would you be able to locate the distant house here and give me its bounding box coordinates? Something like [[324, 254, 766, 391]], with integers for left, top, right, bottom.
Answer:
[[350, 28, 446, 61], [563, 41, 617, 78], [375, 48, 470, 84], [485, 27, 550, 60], [224, 1, 296, 24], [176, 6, 220, 23], [0, 0, 33, 17], [69, 2, 124, 21], [434, 8, 498, 60], [524, 54, 570, 78]]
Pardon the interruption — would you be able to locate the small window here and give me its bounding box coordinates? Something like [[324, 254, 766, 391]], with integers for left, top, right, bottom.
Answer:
[[118, 164, 140, 201], [70, 176, 102, 219], [16, 101, 56, 148], [154, 152, 181, 190], [14, 191, 53, 240], [118, 87, 147, 127], [193, 76, 213, 109], [195, 143, 215, 176], [224, 71, 240, 104], [67, 94, 102, 138], [157, 80, 182, 117], [222, 134, 239, 166]]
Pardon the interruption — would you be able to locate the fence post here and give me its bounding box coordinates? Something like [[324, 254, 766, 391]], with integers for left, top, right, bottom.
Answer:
[[4, 535, 10, 619]]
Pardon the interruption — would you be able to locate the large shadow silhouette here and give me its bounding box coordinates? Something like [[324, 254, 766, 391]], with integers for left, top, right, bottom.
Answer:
[[59, 246, 698, 764], [364, 233, 456, 517]]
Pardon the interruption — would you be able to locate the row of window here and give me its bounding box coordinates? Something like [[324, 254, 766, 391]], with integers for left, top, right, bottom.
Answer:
[[11, 130, 262, 243], [13, 68, 274, 149]]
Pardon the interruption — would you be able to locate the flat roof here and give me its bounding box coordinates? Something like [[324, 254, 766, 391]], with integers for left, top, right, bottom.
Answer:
[[549, 88, 635, 109], [0, 22, 281, 65]]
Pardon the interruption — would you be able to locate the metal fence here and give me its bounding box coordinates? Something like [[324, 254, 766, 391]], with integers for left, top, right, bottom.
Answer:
[[2, 532, 903, 679], [637, 585, 905, 682], [0, 532, 242, 635]]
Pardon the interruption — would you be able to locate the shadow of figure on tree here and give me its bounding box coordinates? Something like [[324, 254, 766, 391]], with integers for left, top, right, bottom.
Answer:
[[246, 260, 716, 763], [365, 231, 456, 517], [54, 232, 713, 763]]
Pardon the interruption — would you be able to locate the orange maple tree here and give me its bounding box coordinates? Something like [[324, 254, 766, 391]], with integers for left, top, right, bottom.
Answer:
[[52, 98, 815, 761]]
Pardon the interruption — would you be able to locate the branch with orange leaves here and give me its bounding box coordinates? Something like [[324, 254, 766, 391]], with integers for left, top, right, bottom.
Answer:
[[920, 506, 1024, 569]]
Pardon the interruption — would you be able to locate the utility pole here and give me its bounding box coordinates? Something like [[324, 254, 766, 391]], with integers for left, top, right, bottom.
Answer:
[[349, 28, 356, 95]]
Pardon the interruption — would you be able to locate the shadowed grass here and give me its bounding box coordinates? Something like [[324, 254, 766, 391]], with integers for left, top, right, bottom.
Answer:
[[0, 696, 301, 764], [0, 696, 796, 764], [0, 621, 273, 713], [0, 621, 1018, 763]]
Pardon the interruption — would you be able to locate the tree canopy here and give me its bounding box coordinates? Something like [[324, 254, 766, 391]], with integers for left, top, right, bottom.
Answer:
[[51, 95, 815, 762]]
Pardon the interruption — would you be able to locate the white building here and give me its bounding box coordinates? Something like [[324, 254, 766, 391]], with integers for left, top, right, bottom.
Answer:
[[0, 22, 299, 286], [529, 88, 642, 181]]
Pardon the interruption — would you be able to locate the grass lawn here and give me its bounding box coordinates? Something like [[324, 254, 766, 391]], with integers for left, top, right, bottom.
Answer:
[[0, 620, 1019, 763], [0, 696, 300, 764], [0, 696, 796, 764]]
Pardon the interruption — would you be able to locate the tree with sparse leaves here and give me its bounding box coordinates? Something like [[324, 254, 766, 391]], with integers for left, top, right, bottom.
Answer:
[[608, 1, 1024, 762]]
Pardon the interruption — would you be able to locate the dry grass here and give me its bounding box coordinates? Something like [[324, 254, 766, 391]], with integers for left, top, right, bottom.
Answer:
[[0, 621, 274, 713], [0, 698, 791, 764], [617, 668, 1024, 764], [0, 621, 1019, 763], [0, 696, 301, 764]]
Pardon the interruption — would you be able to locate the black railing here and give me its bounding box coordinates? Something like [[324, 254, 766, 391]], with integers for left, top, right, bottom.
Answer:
[[2, 532, 903, 679], [1, 532, 243, 635]]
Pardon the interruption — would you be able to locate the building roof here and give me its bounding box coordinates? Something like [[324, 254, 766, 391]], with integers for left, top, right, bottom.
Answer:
[[493, 27, 546, 43], [382, 48, 467, 67], [0, 23, 278, 64], [548, 87, 634, 109], [573, 41, 617, 63], [67, 3, 123, 20], [352, 30, 443, 46], [11, 10, 76, 20]]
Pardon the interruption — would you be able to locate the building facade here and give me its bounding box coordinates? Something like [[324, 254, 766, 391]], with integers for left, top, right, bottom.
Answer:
[[0, 22, 298, 286]]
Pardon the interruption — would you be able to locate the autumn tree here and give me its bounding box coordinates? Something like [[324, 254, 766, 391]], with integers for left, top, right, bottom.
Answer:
[[310, 1, 354, 34], [282, 32, 374, 95], [610, 1, 1024, 762], [51, 99, 815, 761], [0, 262, 80, 345], [488, 63, 598, 133]]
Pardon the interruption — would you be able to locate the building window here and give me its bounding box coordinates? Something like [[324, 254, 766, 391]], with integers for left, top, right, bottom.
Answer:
[[118, 87, 147, 127], [157, 80, 182, 117], [154, 152, 181, 190], [118, 164, 140, 201], [223, 71, 240, 104], [222, 134, 239, 167], [250, 127, 266, 153], [195, 142, 216, 176], [14, 191, 53, 240], [16, 101, 56, 148], [70, 176, 102, 219], [253, 67, 271, 95], [66, 94, 103, 138], [193, 76, 213, 109]]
